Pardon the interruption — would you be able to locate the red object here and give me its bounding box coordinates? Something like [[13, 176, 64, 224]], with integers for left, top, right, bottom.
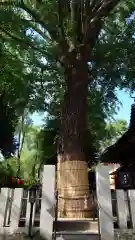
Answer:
[[21, 179, 24, 185], [17, 179, 21, 185], [10, 177, 14, 183]]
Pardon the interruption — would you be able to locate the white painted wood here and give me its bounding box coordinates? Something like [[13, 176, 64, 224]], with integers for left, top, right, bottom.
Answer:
[[24, 190, 29, 228], [25, 190, 29, 224], [7, 189, 14, 226], [128, 190, 135, 228], [0, 188, 8, 227], [10, 188, 23, 231], [25, 200, 30, 227], [3, 188, 11, 226], [116, 190, 128, 228], [32, 204, 36, 226], [40, 165, 55, 240], [96, 164, 115, 240]]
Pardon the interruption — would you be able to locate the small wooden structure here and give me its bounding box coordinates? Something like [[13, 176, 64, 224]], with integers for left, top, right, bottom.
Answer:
[[100, 101, 135, 192]]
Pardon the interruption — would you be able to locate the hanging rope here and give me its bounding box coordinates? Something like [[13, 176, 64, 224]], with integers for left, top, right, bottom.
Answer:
[[84, 195, 88, 209]]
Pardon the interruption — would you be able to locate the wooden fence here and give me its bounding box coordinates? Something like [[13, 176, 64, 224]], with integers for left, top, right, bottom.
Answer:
[[96, 163, 135, 240], [1, 163, 135, 240], [0, 165, 55, 240]]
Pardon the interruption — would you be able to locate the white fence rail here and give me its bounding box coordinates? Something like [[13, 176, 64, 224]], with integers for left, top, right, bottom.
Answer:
[[96, 163, 135, 240]]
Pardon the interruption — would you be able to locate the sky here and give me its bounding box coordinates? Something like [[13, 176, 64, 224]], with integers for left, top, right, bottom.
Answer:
[[31, 90, 134, 126], [115, 90, 133, 123], [31, 112, 47, 126]]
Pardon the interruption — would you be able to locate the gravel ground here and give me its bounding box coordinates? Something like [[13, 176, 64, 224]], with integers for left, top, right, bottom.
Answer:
[[1, 229, 135, 240]]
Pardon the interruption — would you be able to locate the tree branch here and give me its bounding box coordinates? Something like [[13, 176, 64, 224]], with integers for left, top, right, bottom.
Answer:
[[57, 0, 65, 40], [70, 0, 83, 45], [20, 19, 51, 42], [21, 1, 60, 41], [56, 0, 69, 53], [0, 26, 47, 55], [0, 0, 57, 41], [91, 0, 103, 14], [0, 2, 51, 42], [92, 0, 120, 23], [83, 0, 120, 48], [83, 20, 102, 50], [70, 0, 77, 45]]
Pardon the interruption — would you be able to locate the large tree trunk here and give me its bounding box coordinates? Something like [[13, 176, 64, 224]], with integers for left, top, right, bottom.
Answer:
[[57, 57, 93, 218]]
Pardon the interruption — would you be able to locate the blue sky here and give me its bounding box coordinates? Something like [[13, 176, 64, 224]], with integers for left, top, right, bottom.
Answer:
[[31, 90, 133, 126], [115, 90, 133, 123], [31, 112, 47, 126]]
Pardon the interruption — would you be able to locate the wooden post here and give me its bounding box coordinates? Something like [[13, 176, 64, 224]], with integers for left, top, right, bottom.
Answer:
[[0, 188, 8, 226], [116, 190, 128, 228], [10, 188, 23, 231], [128, 190, 135, 228], [40, 165, 55, 240], [96, 164, 114, 240]]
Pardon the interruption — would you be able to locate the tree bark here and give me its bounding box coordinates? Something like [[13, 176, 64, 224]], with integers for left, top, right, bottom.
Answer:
[[57, 56, 93, 218]]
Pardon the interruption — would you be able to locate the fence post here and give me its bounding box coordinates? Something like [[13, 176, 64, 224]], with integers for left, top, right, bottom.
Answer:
[[116, 190, 128, 228], [10, 188, 23, 232], [25, 195, 36, 229], [40, 165, 55, 240], [0, 188, 8, 226], [128, 190, 135, 228], [96, 164, 114, 240]]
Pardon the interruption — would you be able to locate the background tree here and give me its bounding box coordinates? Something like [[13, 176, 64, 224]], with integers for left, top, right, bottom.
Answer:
[[100, 119, 128, 152]]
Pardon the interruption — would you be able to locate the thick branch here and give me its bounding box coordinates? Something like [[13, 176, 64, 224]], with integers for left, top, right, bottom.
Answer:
[[83, 0, 120, 48], [83, 20, 102, 56], [90, 0, 103, 12], [0, 26, 47, 55], [70, 0, 76, 45], [57, 0, 65, 40], [24, 20, 51, 42], [21, 1, 61, 42], [92, 0, 120, 23], [70, 0, 83, 45], [20, 1, 52, 35], [56, 0, 69, 54], [0, 0, 57, 41]]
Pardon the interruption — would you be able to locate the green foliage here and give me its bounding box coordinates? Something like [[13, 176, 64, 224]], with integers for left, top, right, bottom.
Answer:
[[0, 117, 129, 184], [100, 119, 128, 152], [21, 118, 129, 170], [21, 118, 58, 178], [37, 128, 57, 165], [0, 93, 18, 158], [0, 157, 33, 187]]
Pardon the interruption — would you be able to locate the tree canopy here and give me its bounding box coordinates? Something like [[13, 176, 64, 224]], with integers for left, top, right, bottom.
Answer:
[[0, 1, 134, 170], [0, 1, 135, 114]]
